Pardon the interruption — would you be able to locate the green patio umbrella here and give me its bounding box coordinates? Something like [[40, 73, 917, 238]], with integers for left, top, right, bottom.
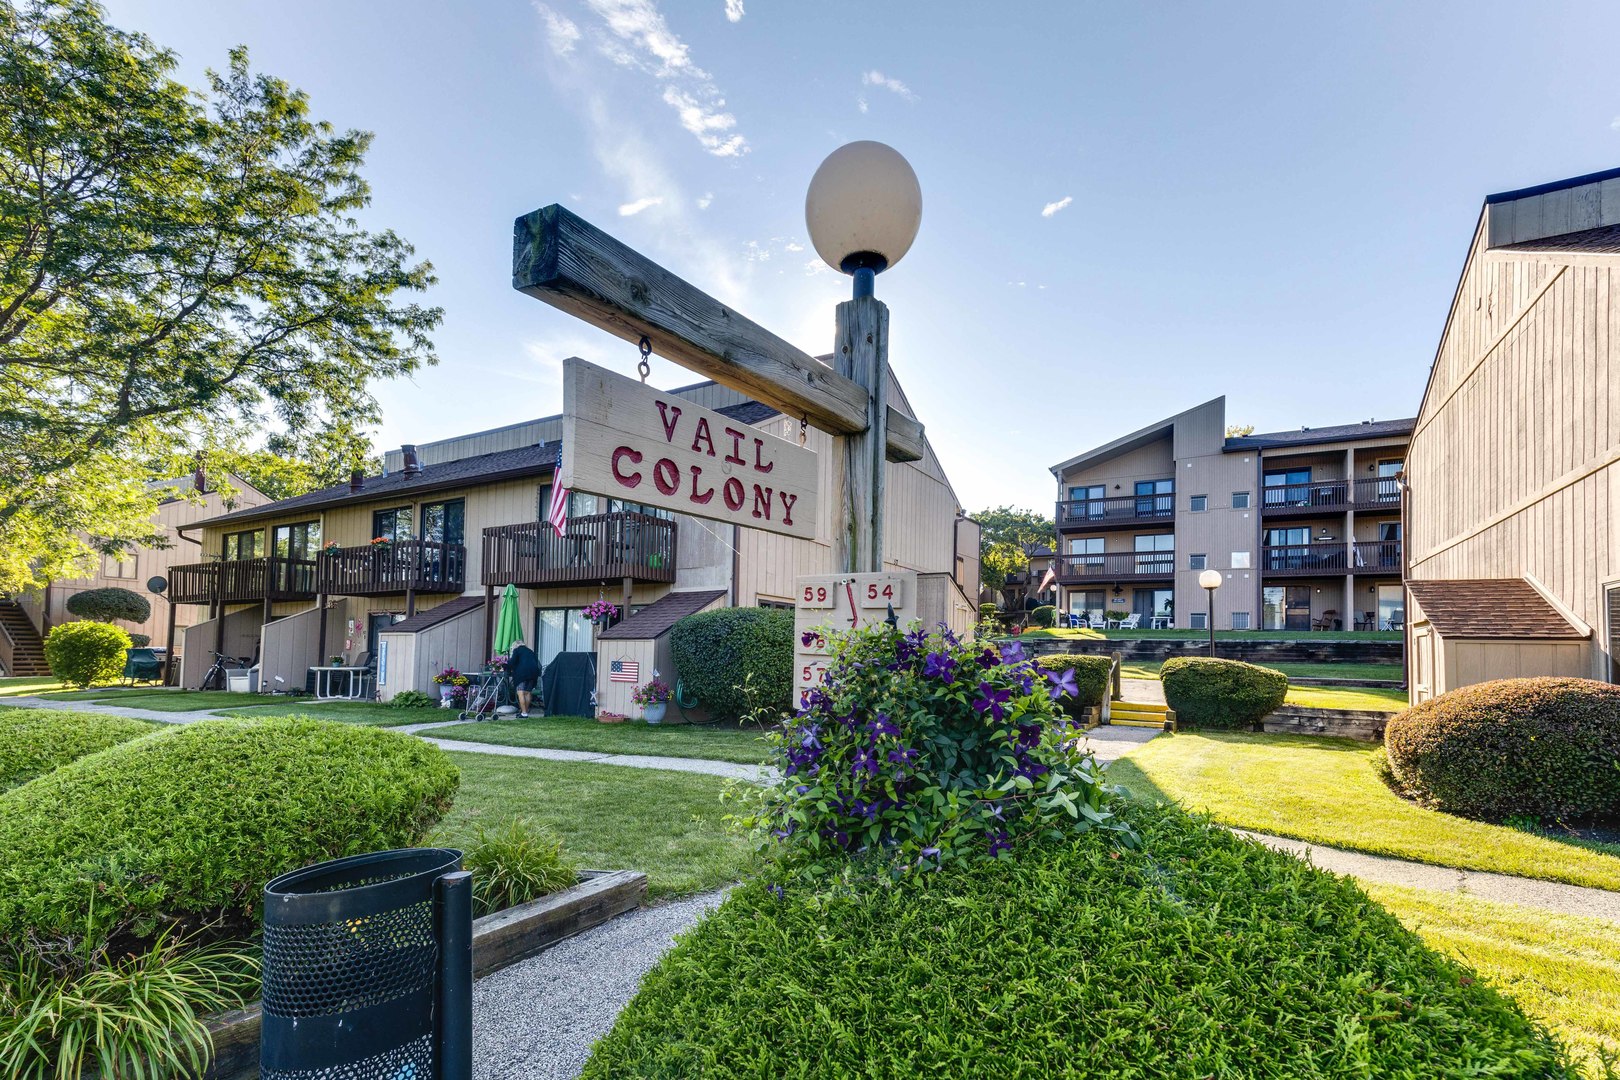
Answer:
[[493, 583, 524, 655]]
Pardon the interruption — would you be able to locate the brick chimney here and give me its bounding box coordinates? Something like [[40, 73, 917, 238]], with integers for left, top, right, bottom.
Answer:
[[401, 444, 422, 477], [349, 468, 365, 493]]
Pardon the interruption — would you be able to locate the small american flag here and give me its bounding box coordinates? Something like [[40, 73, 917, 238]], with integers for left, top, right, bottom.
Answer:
[[609, 658, 640, 683], [548, 452, 569, 538]]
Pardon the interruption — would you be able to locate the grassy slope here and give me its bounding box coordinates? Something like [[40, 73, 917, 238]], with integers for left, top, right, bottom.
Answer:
[[1019, 627, 1400, 642], [1369, 884, 1620, 1076], [1107, 732, 1620, 891], [1281, 684, 1408, 711], [432, 715, 771, 764], [434, 752, 754, 899]]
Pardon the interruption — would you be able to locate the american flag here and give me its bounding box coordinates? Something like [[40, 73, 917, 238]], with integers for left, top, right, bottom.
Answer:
[[548, 452, 569, 538], [609, 658, 640, 683]]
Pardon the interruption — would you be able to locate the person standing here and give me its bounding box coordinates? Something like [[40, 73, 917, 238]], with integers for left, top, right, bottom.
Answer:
[[508, 642, 541, 718]]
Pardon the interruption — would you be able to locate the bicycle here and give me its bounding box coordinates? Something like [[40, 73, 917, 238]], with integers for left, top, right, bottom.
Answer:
[[199, 651, 249, 691]]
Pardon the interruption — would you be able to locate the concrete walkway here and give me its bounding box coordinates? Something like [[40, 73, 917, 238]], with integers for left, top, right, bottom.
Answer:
[[419, 735, 773, 782], [1120, 677, 1166, 704], [0, 695, 224, 724]]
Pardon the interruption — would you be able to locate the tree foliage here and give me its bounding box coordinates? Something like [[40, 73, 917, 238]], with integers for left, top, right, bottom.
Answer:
[[0, 0, 439, 592], [64, 586, 149, 623], [1225, 423, 1256, 437], [969, 506, 1054, 595]]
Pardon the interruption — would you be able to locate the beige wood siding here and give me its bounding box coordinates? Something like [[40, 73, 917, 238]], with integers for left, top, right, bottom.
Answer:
[[379, 605, 487, 702], [178, 607, 261, 688], [1408, 210, 1618, 680]]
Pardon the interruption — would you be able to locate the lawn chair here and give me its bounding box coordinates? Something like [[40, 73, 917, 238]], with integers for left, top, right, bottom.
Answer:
[[1116, 613, 1142, 630]]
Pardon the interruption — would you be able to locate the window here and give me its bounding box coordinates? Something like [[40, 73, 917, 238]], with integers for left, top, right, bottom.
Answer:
[[1068, 484, 1104, 503], [758, 598, 794, 610], [272, 521, 321, 561], [1066, 536, 1104, 568], [1231, 551, 1251, 569], [1377, 584, 1404, 632], [372, 506, 413, 542], [1189, 612, 1208, 630], [1231, 611, 1251, 630], [1133, 533, 1173, 574], [1263, 468, 1311, 506], [420, 499, 465, 546], [1263, 585, 1311, 631], [1134, 478, 1174, 518], [101, 552, 137, 579], [1373, 459, 1404, 502], [1231, 491, 1251, 509], [1068, 590, 1106, 625], [1189, 553, 1207, 570], [533, 606, 596, 669], [1189, 495, 1208, 512], [222, 529, 263, 561]]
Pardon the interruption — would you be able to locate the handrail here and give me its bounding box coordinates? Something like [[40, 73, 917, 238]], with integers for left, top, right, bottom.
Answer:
[[1056, 494, 1174, 528], [0, 620, 15, 678], [318, 541, 466, 595], [482, 512, 677, 587], [1055, 551, 1175, 579]]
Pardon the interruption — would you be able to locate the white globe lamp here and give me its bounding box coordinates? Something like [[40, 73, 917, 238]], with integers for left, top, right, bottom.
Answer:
[[805, 141, 922, 297], [1198, 570, 1223, 657]]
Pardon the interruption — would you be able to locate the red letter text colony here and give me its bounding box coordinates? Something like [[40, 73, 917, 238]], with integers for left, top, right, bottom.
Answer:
[[611, 400, 799, 526]]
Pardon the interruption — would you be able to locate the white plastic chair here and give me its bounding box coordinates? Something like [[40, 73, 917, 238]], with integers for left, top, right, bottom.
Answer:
[[1117, 613, 1142, 630]]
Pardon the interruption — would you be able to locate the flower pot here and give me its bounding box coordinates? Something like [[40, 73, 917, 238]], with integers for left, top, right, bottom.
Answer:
[[439, 685, 457, 705], [643, 703, 668, 724]]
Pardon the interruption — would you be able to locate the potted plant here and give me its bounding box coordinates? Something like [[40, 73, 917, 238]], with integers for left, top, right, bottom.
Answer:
[[369, 535, 393, 551], [433, 666, 469, 706], [322, 540, 342, 554], [631, 678, 673, 723], [582, 599, 619, 625]]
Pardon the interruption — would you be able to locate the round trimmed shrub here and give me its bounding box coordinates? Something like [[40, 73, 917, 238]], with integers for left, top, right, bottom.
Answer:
[[1161, 656, 1287, 730], [1033, 653, 1113, 711], [1029, 604, 1056, 628], [127, 632, 151, 648], [582, 806, 1570, 1078], [43, 619, 131, 688], [0, 709, 155, 791], [1385, 677, 1620, 822], [978, 603, 998, 620], [65, 586, 151, 624], [670, 607, 793, 722], [0, 717, 459, 946]]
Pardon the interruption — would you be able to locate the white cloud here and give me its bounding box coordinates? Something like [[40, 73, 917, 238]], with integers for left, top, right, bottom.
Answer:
[[697, 192, 713, 209], [856, 95, 868, 114], [580, 0, 750, 156], [618, 195, 665, 216], [861, 69, 918, 103], [1041, 195, 1073, 218], [724, 0, 744, 22], [536, 3, 581, 55], [1611, 116, 1620, 132]]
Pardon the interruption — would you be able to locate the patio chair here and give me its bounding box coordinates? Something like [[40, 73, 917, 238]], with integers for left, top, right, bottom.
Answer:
[[1117, 613, 1142, 630], [122, 647, 165, 685]]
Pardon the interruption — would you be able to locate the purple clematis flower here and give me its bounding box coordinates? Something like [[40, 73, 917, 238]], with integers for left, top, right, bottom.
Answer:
[[866, 713, 899, 740], [973, 680, 1012, 721], [998, 640, 1028, 665], [1045, 666, 1079, 700], [767, 883, 785, 900], [987, 830, 1012, 857], [923, 651, 957, 684], [977, 647, 1001, 669]]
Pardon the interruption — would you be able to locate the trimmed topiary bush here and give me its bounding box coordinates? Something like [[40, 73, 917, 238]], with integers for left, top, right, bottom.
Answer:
[[0, 710, 155, 791], [0, 717, 459, 947], [1029, 604, 1056, 628], [65, 586, 151, 624], [583, 805, 1574, 1078], [43, 619, 130, 688], [670, 606, 793, 722], [1385, 677, 1620, 823], [1161, 656, 1288, 730], [127, 632, 151, 648], [1033, 653, 1113, 711]]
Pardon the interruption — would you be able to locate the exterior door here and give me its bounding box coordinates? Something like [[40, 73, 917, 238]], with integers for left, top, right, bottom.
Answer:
[[1133, 533, 1173, 574], [1263, 527, 1310, 571], [1134, 479, 1173, 518], [1262, 585, 1311, 630], [1374, 459, 1403, 503], [1263, 468, 1311, 507], [1377, 584, 1404, 630], [1608, 586, 1620, 682]]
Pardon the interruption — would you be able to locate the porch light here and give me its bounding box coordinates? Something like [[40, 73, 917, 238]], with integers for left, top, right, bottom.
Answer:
[[805, 141, 922, 298]]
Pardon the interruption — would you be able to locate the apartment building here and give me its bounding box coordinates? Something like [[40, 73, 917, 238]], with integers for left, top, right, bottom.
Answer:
[[1048, 398, 1412, 632], [174, 373, 980, 710], [1405, 166, 1620, 700]]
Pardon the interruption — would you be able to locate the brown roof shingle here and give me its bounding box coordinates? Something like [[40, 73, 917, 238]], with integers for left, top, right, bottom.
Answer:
[[1407, 579, 1587, 639], [599, 589, 728, 640], [384, 595, 486, 635]]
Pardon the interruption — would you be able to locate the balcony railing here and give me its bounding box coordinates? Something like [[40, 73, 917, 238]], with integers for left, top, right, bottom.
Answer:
[[1054, 551, 1175, 582], [167, 557, 319, 605], [1261, 481, 1350, 515], [1353, 476, 1402, 509], [318, 541, 466, 597], [1261, 541, 1402, 577], [1056, 494, 1174, 530], [482, 512, 677, 588]]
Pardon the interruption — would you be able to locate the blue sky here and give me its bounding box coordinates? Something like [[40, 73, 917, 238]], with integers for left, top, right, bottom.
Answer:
[[104, 0, 1620, 512]]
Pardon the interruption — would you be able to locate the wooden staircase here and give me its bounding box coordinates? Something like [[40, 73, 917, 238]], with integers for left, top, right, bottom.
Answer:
[[1109, 699, 1177, 731], [0, 601, 50, 677]]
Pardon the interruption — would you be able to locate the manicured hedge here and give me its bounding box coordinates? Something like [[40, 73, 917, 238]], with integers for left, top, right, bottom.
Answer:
[[1029, 604, 1056, 628], [584, 806, 1573, 1078], [670, 607, 793, 722], [0, 709, 156, 791], [1161, 656, 1287, 729], [1033, 653, 1113, 709], [65, 586, 151, 624], [43, 619, 130, 688], [1385, 677, 1620, 822], [0, 717, 459, 945]]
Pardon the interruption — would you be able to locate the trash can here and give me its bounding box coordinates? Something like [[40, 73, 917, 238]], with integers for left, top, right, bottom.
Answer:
[[261, 848, 472, 1080]]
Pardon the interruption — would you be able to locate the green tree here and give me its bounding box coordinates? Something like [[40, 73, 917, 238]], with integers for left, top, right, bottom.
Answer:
[[969, 506, 1054, 596], [0, 0, 439, 592], [1225, 423, 1256, 437], [148, 417, 381, 501]]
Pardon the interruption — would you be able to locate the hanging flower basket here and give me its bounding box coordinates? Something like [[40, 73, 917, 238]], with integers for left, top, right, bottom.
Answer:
[[582, 600, 620, 625]]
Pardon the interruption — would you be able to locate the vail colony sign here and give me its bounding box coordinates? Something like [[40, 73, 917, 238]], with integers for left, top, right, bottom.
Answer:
[[560, 357, 821, 541]]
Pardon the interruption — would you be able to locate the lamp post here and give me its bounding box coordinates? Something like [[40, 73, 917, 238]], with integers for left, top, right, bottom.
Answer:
[[805, 141, 922, 573], [1198, 569, 1222, 658]]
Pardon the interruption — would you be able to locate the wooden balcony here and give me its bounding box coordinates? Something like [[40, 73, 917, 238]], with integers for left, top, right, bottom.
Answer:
[[1261, 481, 1350, 516], [1054, 551, 1175, 584], [318, 541, 466, 597], [482, 512, 677, 589], [1056, 495, 1175, 532], [167, 557, 318, 605], [1260, 541, 1402, 577], [1353, 477, 1402, 511]]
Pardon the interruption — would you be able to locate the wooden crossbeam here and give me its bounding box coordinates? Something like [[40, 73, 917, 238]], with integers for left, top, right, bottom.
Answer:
[[512, 205, 925, 463]]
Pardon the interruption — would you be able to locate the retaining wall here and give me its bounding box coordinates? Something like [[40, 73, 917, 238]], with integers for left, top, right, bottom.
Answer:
[[1019, 637, 1403, 665]]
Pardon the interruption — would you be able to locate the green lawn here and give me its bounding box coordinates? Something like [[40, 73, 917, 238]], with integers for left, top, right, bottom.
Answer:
[[1120, 660, 1403, 682], [214, 700, 438, 725], [431, 715, 772, 765], [1369, 884, 1620, 1076], [1107, 732, 1620, 892], [434, 752, 755, 898], [0, 676, 76, 697], [1018, 627, 1400, 642], [1282, 684, 1408, 712]]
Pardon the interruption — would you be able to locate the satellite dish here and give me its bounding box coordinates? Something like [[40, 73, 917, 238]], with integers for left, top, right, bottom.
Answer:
[[147, 575, 168, 595]]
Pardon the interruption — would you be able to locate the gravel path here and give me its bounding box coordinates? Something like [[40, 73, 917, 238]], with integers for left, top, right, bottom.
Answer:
[[420, 736, 773, 781], [473, 889, 727, 1079], [1080, 724, 1161, 762]]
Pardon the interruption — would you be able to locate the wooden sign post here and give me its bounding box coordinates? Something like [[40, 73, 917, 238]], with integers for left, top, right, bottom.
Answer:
[[793, 570, 917, 707], [560, 357, 819, 540]]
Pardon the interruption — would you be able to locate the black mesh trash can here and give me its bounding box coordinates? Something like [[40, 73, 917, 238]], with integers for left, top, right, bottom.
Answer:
[[261, 848, 472, 1080]]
